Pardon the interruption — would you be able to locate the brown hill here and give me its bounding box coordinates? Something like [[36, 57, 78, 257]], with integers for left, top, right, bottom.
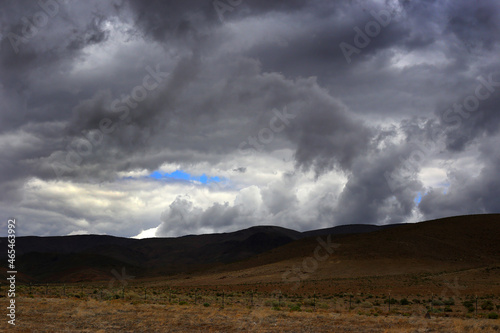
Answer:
[[1, 214, 498, 290], [160, 214, 500, 294], [0, 225, 305, 282]]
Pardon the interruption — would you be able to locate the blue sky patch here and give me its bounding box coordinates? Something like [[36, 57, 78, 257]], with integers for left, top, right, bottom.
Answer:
[[148, 170, 223, 184], [414, 192, 422, 205]]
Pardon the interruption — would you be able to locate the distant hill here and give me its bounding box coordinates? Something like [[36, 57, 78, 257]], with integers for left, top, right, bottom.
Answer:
[[0, 225, 304, 282], [1, 214, 498, 284], [178, 214, 500, 290], [301, 223, 404, 238]]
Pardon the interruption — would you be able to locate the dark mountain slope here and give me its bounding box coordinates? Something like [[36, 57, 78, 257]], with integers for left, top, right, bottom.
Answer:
[[3, 214, 497, 283]]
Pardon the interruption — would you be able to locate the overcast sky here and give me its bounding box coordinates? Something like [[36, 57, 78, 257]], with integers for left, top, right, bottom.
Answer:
[[1, 0, 499, 238]]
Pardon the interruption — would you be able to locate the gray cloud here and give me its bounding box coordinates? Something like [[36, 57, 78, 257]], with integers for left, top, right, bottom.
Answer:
[[419, 135, 500, 220], [1, 0, 500, 237]]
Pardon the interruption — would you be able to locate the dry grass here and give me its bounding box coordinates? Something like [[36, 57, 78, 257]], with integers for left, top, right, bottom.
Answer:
[[1, 296, 499, 332], [2, 215, 498, 331]]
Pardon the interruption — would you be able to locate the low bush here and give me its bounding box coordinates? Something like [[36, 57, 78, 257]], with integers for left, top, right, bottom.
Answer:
[[318, 303, 329, 309], [400, 298, 410, 305], [384, 298, 398, 305], [360, 301, 373, 308], [488, 312, 499, 319], [443, 298, 455, 306], [482, 301, 494, 311]]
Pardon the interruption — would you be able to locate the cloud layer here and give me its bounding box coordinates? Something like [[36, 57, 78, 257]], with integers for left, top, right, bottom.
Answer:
[[1, 0, 499, 237]]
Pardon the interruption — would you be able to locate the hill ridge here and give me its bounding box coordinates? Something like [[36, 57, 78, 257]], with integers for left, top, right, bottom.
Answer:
[[1, 214, 498, 283]]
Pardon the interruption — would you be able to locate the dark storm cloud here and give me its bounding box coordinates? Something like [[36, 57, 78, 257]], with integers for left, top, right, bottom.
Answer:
[[444, 0, 500, 53], [419, 136, 500, 220], [46, 53, 373, 182], [126, 0, 214, 42], [0, 1, 111, 73], [244, 1, 410, 80], [440, 75, 500, 152], [334, 142, 424, 225], [284, 90, 373, 176], [0, 0, 122, 200], [65, 14, 110, 50], [0, 0, 118, 131], [1, 0, 500, 236], [127, 0, 310, 44]]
